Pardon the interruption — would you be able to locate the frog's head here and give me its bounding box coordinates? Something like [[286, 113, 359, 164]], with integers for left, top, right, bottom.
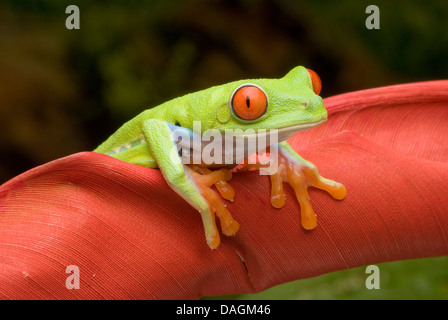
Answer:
[[165, 66, 327, 165], [187, 66, 327, 142]]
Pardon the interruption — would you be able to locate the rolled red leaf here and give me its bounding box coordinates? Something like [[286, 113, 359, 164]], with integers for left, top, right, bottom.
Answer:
[[1, 81, 447, 299]]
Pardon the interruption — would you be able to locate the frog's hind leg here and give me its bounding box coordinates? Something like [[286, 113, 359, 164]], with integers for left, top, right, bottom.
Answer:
[[109, 142, 157, 168]]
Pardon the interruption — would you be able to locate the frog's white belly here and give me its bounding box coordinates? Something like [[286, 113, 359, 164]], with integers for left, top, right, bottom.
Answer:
[[177, 118, 327, 166]]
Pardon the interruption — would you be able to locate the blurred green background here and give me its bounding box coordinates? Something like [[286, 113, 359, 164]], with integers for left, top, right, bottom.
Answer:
[[0, 0, 447, 299]]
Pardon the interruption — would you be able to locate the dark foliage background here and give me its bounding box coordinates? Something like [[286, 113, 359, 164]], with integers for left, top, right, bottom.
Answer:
[[1, 0, 446, 183]]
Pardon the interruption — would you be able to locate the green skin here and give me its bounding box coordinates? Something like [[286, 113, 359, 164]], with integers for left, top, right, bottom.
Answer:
[[95, 66, 333, 248]]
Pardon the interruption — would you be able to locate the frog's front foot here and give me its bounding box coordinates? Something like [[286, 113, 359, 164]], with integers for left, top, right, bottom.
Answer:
[[237, 144, 346, 230], [270, 148, 346, 229], [186, 165, 240, 248]]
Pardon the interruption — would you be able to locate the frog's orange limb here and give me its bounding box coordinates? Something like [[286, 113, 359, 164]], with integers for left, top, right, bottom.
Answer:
[[237, 146, 346, 230], [269, 169, 286, 208], [188, 166, 235, 201], [307, 172, 347, 200], [283, 158, 317, 229], [186, 166, 239, 243], [200, 187, 239, 237], [272, 150, 346, 229]]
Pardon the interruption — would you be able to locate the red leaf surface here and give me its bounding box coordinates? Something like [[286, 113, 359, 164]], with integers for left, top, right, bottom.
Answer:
[[1, 81, 447, 299]]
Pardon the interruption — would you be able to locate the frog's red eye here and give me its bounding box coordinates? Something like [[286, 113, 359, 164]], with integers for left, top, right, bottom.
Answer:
[[307, 68, 322, 95], [231, 84, 268, 121]]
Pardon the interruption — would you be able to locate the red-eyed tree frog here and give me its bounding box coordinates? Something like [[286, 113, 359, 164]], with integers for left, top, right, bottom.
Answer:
[[94, 66, 346, 249]]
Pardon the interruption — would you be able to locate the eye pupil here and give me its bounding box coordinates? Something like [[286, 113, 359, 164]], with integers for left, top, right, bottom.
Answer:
[[230, 84, 267, 120]]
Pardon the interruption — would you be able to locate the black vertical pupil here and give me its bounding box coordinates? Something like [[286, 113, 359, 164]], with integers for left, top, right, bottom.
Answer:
[[245, 96, 250, 108]]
